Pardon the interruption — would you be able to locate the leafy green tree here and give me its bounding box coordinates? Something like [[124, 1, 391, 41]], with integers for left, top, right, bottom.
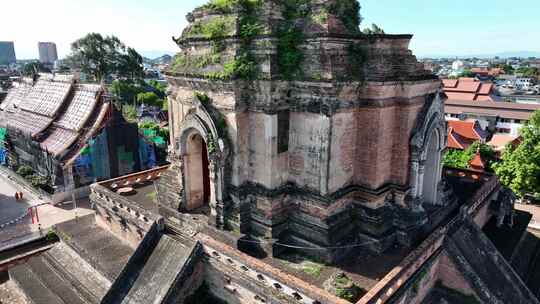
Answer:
[[117, 47, 144, 79], [443, 149, 473, 169], [458, 69, 476, 78], [136, 92, 162, 107], [492, 63, 514, 75], [443, 141, 496, 171], [110, 80, 145, 104], [494, 111, 540, 198], [67, 33, 143, 82], [516, 67, 539, 78], [362, 23, 385, 35], [147, 80, 167, 99], [21, 62, 50, 76], [122, 104, 138, 122]]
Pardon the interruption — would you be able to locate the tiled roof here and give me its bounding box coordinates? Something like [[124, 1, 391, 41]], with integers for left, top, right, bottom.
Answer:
[[477, 83, 493, 95], [442, 78, 495, 102], [448, 120, 486, 141], [469, 152, 486, 171], [488, 134, 520, 152], [0, 77, 107, 161], [442, 79, 458, 88], [447, 127, 467, 149], [445, 99, 540, 121], [445, 92, 478, 101]]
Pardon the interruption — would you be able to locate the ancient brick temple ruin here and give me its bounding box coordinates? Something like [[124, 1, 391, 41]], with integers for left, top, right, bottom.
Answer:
[[159, 0, 445, 262], [3, 1, 540, 304]]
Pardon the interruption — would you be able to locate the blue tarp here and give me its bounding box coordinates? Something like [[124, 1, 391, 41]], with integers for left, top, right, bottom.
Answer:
[[139, 138, 156, 170], [0, 148, 7, 165]]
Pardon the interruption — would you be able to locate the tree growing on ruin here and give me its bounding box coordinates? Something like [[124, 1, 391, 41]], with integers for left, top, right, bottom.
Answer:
[[494, 110, 540, 199], [67, 33, 143, 82]]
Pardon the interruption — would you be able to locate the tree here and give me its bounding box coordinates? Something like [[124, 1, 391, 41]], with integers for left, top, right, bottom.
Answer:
[[116, 47, 144, 79], [492, 63, 514, 75], [147, 80, 167, 99], [362, 23, 385, 35], [516, 67, 539, 78], [136, 92, 162, 107], [494, 110, 540, 198], [458, 69, 476, 78], [443, 141, 496, 171], [67, 33, 143, 82], [21, 62, 50, 76], [110, 79, 145, 104]]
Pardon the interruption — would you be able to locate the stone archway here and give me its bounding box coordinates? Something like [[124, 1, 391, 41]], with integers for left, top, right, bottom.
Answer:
[[184, 132, 211, 211], [175, 97, 230, 228], [409, 93, 447, 207], [421, 129, 442, 205]]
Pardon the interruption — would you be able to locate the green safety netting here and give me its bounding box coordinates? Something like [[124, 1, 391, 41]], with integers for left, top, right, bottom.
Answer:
[[141, 128, 166, 146], [117, 146, 134, 162], [0, 128, 7, 148]]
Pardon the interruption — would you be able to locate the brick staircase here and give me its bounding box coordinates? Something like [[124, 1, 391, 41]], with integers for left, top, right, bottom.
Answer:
[[9, 215, 134, 303]]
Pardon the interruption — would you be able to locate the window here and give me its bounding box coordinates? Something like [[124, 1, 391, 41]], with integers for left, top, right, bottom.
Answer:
[[277, 111, 290, 154]]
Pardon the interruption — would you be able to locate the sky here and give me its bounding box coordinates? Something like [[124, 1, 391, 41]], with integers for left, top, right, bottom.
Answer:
[[1, 0, 539, 59]]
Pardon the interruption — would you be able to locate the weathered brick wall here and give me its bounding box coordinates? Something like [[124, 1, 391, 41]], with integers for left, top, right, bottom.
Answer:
[[389, 253, 442, 304], [436, 250, 478, 297], [328, 111, 356, 192], [288, 112, 329, 192]]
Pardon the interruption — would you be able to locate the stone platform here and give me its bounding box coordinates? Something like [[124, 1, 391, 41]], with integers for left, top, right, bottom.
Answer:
[[8, 215, 134, 304]]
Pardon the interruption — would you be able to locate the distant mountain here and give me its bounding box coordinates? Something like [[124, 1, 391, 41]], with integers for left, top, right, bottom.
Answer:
[[139, 50, 175, 60], [143, 54, 173, 66]]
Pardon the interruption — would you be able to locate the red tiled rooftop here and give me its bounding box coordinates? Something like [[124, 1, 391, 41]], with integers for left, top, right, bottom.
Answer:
[[478, 83, 493, 95], [447, 128, 467, 149], [447, 120, 485, 141], [443, 78, 495, 101], [469, 152, 486, 171], [474, 95, 495, 102], [445, 92, 478, 101], [442, 79, 458, 88]]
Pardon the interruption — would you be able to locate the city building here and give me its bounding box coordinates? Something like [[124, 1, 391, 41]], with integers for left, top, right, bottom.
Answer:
[[1, 1, 538, 304], [445, 98, 540, 136], [38, 42, 58, 65], [470, 67, 504, 78], [442, 78, 500, 102], [0, 74, 143, 202], [0, 41, 16, 65]]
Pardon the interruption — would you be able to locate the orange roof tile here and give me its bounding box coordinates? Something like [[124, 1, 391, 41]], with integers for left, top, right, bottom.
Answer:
[[447, 128, 466, 149], [488, 134, 518, 151], [478, 83, 493, 95], [469, 152, 486, 171], [445, 92, 478, 101], [442, 79, 458, 88], [474, 95, 495, 102], [447, 120, 486, 141], [456, 81, 481, 93]]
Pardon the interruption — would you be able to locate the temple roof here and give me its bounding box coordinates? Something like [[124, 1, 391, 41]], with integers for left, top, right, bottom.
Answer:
[[0, 76, 110, 163]]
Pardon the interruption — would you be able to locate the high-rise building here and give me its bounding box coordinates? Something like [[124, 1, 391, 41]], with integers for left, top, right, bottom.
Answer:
[[38, 42, 58, 64], [0, 41, 16, 65]]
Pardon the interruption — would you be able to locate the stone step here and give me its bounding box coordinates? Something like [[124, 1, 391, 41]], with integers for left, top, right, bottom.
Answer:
[[56, 220, 134, 282], [25, 256, 89, 304], [121, 235, 198, 304], [9, 261, 68, 304], [42, 243, 111, 303]]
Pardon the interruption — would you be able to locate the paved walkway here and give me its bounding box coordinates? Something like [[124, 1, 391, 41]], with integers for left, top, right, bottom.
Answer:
[[515, 204, 540, 229], [0, 169, 94, 245], [0, 170, 37, 225]]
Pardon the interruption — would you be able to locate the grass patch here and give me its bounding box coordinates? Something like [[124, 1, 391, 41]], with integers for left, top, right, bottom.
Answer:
[[146, 191, 157, 202], [279, 253, 326, 278]]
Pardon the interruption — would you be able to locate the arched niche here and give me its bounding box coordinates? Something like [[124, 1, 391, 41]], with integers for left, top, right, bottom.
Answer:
[[409, 93, 447, 206], [176, 96, 229, 228]]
